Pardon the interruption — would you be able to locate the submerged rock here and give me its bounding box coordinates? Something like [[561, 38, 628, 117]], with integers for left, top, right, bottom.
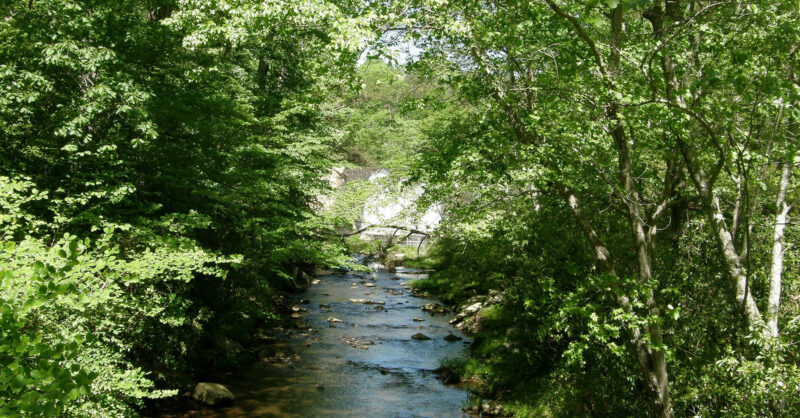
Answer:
[[193, 382, 234, 406], [411, 332, 431, 341]]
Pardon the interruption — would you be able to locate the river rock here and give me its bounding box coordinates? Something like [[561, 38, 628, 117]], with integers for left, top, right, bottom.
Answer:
[[454, 314, 482, 334], [364, 283, 376, 287], [411, 332, 431, 340], [444, 333, 462, 342], [327, 317, 342, 323], [348, 298, 384, 305], [413, 317, 425, 322], [193, 382, 234, 406], [254, 330, 277, 344], [449, 290, 506, 335], [451, 302, 482, 323], [421, 303, 448, 315], [481, 400, 505, 416], [313, 267, 333, 275]]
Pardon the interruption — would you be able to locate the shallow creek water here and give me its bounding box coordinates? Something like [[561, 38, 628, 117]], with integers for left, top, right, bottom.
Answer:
[[196, 266, 472, 417]]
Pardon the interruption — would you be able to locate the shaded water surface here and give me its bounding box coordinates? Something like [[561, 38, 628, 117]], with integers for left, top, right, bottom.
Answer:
[[198, 266, 471, 417]]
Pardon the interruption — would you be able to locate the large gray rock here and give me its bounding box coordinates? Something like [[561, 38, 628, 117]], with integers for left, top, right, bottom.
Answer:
[[193, 382, 234, 406]]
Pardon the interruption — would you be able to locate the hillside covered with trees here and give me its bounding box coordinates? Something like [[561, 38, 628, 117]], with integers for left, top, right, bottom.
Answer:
[[1, 0, 799, 417]]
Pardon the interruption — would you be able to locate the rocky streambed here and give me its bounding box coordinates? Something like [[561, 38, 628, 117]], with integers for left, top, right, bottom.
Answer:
[[188, 265, 473, 417]]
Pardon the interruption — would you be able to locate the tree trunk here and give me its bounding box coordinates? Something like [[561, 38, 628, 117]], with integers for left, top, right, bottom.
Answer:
[[607, 6, 671, 415], [646, 0, 768, 336], [676, 137, 768, 334], [767, 145, 795, 337]]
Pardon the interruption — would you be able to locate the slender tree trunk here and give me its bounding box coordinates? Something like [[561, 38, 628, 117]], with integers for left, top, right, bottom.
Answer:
[[767, 141, 795, 337], [607, 6, 671, 415], [676, 137, 768, 333], [557, 178, 671, 417], [478, 4, 672, 411], [646, 0, 768, 336]]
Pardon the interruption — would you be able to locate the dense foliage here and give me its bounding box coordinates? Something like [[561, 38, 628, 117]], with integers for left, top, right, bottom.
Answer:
[[2, 0, 798, 416], [0, 0, 367, 414], [333, 59, 444, 168], [399, 0, 800, 416]]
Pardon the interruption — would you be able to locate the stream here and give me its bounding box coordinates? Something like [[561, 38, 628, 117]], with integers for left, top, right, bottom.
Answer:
[[194, 265, 472, 417]]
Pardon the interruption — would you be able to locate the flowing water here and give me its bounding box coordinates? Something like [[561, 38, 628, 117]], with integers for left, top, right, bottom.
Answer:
[[195, 265, 472, 417]]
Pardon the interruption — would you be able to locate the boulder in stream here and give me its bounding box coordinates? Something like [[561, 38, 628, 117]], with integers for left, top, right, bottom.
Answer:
[[444, 333, 462, 342], [193, 382, 234, 406], [411, 332, 431, 341]]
